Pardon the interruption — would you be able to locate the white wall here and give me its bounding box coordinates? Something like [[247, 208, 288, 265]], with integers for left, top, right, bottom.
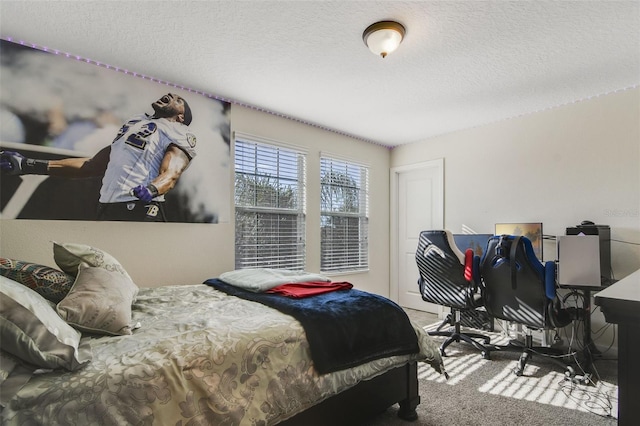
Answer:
[[0, 104, 393, 296], [391, 87, 640, 353]]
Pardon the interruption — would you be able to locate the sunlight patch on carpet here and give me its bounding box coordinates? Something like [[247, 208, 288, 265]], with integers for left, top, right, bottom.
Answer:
[[478, 362, 618, 418], [419, 322, 493, 384], [420, 322, 618, 419], [418, 351, 488, 384], [418, 323, 618, 418]]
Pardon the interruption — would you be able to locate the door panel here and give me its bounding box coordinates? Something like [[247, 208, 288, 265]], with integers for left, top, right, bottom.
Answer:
[[392, 160, 443, 313]]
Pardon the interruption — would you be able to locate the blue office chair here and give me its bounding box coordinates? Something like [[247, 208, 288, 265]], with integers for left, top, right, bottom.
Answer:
[[480, 235, 574, 376], [416, 230, 493, 359]]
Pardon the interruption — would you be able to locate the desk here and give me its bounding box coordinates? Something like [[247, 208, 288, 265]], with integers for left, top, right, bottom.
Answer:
[[594, 269, 640, 426]]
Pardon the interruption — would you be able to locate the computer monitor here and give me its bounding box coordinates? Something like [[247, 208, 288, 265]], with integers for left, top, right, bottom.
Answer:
[[452, 234, 494, 258], [495, 222, 543, 260]]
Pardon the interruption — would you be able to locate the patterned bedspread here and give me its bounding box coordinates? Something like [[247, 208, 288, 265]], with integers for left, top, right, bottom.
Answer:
[[2, 284, 444, 425]]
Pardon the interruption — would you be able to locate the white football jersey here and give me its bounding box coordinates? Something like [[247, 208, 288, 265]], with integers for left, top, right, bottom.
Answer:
[[99, 114, 197, 203]]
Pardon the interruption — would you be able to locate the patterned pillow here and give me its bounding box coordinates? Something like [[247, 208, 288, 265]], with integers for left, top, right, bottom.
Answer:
[[0, 276, 91, 371], [0, 258, 75, 303], [52, 242, 133, 283], [56, 263, 139, 336]]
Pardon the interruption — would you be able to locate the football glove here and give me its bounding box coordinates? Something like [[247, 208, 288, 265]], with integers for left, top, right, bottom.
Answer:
[[0, 151, 49, 175], [131, 184, 159, 202]]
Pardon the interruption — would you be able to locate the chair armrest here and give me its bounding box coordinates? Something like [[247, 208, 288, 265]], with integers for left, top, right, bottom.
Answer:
[[464, 249, 474, 282], [544, 261, 556, 299], [473, 255, 481, 286]]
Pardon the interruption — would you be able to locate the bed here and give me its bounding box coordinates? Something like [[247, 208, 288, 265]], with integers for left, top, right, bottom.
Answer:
[[1, 247, 445, 426]]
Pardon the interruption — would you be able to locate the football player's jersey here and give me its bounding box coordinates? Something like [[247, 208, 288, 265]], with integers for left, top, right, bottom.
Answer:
[[99, 114, 197, 203]]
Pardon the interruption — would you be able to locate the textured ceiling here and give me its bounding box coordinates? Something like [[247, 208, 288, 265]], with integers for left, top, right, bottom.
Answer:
[[1, 1, 638, 147]]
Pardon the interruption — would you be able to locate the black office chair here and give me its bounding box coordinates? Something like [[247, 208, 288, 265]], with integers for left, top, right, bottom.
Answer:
[[416, 230, 493, 359], [480, 235, 575, 376]]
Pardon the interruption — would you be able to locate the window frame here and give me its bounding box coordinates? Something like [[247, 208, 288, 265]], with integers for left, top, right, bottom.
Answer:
[[319, 154, 370, 273], [233, 133, 307, 270]]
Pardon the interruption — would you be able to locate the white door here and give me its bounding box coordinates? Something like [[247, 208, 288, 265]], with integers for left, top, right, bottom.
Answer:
[[390, 159, 444, 313]]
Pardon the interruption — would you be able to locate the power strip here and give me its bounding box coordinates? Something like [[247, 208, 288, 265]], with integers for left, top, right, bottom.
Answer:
[[564, 371, 592, 386]]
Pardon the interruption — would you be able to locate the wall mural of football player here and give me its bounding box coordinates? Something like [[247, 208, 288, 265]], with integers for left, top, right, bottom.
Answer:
[[1, 93, 196, 222], [0, 39, 230, 223]]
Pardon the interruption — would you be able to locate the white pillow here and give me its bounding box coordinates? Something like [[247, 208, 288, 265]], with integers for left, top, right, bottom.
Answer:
[[0, 276, 91, 371], [219, 268, 331, 292]]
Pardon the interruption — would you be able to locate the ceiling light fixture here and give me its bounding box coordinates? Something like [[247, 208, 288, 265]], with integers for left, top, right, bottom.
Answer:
[[362, 21, 405, 58]]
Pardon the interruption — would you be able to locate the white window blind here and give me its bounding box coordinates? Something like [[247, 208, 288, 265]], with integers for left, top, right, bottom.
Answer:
[[234, 136, 306, 270], [320, 156, 369, 272]]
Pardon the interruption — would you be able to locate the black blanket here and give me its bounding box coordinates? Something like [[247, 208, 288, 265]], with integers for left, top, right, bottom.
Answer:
[[204, 279, 419, 374]]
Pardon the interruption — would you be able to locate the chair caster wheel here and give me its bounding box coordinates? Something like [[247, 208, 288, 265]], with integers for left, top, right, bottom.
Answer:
[[481, 351, 490, 360]]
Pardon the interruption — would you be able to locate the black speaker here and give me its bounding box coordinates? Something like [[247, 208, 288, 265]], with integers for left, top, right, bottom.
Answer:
[[566, 223, 612, 285]]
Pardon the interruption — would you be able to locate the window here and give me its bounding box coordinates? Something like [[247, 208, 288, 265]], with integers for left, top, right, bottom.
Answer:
[[234, 136, 306, 270], [320, 156, 369, 272]]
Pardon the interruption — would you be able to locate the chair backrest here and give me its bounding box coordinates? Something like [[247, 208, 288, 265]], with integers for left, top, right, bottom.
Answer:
[[415, 230, 477, 309], [480, 235, 560, 329]]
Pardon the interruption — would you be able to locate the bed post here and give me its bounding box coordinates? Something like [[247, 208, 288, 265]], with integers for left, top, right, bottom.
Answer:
[[397, 361, 420, 421]]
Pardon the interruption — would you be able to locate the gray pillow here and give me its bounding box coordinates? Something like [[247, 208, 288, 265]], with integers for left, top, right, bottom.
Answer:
[[56, 263, 138, 336], [52, 241, 134, 283], [0, 276, 91, 371]]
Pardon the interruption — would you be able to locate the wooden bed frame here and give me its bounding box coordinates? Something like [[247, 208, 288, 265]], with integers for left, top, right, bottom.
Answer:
[[281, 361, 420, 425]]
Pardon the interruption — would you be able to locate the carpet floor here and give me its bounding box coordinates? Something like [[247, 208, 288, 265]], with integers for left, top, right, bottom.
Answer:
[[368, 310, 618, 426]]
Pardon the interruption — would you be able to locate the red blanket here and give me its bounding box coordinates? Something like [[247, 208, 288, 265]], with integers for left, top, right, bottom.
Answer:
[[265, 281, 353, 298]]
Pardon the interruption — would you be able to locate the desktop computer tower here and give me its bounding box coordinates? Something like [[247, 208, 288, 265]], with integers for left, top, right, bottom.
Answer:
[[565, 223, 612, 285]]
